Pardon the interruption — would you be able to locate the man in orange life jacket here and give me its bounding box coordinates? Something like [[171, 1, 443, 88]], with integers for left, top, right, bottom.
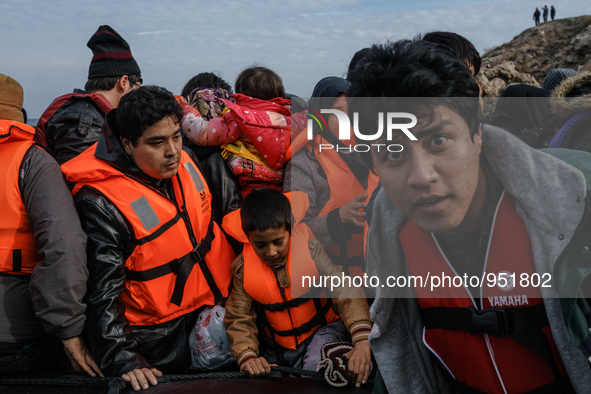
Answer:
[[222, 188, 372, 387], [349, 40, 591, 393], [0, 74, 102, 377], [61, 86, 234, 391], [35, 25, 142, 165]]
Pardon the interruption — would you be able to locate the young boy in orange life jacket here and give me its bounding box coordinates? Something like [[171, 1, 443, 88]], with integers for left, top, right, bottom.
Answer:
[[222, 188, 373, 387]]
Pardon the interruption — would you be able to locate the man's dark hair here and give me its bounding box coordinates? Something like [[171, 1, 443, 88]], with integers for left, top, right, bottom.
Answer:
[[347, 47, 373, 82], [421, 31, 481, 76], [84, 74, 142, 93], [235, 66, 285, 101], [241, 188, 292, 236], [181, 72, 232, 97], [348, 40, 482, 168], [116, 85, 184, 146]]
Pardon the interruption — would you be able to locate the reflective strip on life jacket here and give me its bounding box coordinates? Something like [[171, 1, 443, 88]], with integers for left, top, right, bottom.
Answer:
[[0, 121, 42, 276], [62, 146, 234, 325], [400, 192, 567, 394]]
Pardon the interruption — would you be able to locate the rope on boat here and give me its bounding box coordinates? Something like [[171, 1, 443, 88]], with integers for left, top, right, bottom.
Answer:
[[0, 366, 325, 393]]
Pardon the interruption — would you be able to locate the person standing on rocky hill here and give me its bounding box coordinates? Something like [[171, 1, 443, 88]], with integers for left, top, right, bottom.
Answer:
[[551, 5, 556, 21], [534, 8, 541, 26], [543, 5, 549, 22]]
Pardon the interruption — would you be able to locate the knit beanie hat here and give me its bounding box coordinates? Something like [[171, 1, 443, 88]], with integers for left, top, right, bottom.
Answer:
[[87, 25, 141, 79], [0, 74, 24, 123], [543, 68, 577, 91]]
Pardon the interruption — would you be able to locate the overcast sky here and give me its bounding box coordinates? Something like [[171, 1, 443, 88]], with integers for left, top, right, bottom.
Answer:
[[1, 0, 589, 118]]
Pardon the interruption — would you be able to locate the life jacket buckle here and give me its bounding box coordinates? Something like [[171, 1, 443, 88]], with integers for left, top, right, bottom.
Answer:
[[191, 245, 205, 263], [191, 226, 214, 263], [468, 307, 509, 337]]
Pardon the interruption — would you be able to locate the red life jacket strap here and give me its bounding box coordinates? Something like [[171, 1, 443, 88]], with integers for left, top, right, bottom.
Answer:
[[421, 305, 568, 388], [421, 305, 548, 337], [262, 297, 333, 337], [125, 220, 222, 306]]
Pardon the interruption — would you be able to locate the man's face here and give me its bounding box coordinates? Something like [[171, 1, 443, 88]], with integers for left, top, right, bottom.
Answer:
[[372, 105, 485, 236], [248, 226, 291, 267], [122, 116, 182, 180]]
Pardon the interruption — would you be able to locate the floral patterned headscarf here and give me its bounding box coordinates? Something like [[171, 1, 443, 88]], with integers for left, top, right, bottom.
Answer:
[[186, 87, 235, 120]]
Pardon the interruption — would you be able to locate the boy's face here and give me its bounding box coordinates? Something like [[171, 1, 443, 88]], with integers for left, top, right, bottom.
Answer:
[[372, 104, 485, 236], [248, 226, 291, 267]]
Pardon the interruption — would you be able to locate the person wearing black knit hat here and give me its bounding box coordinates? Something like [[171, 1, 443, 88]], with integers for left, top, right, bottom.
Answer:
[[35, 25, 142, 165]]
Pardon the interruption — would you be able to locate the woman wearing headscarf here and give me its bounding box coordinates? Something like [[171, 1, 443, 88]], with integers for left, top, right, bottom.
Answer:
[[284, 77, 370, 275]]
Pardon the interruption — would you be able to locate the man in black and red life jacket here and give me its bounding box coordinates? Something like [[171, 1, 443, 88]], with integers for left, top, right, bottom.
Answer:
[[35, 25, 142, 165], [61, 86, 235, 391], [349, 40, 591, 393], [0, 74, 102, 377]]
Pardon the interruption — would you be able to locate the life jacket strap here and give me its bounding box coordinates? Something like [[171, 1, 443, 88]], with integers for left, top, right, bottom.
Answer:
[[263, 297, 333, 337], [255, 287, 324, 312], [421, 304, 569, 390], [12, 250, 21, 272], [125, 220, 222, 306]]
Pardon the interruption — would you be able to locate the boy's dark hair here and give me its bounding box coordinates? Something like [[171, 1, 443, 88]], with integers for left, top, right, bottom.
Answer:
[[84, 74, 142, 93], [116, 85, 184, 146], [235, 66, 285, 101], [421, 31, 481, 76], [348, 40, 482, 168], [181, 72, 232, 97], [241, 188, 292, 236]]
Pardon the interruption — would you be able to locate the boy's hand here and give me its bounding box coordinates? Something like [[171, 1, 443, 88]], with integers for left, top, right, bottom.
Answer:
[[344, 340, 371, 387], [121, 367, 162, 391], [241, 357, 273, 377]]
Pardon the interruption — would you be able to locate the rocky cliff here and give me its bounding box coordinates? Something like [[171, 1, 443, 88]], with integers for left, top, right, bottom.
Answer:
[[478, 15, 591, 97]]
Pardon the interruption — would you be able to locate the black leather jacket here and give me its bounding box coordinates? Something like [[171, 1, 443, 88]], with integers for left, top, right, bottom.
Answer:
[[72, 111, 202, 376], [37, 89, 109, 165]]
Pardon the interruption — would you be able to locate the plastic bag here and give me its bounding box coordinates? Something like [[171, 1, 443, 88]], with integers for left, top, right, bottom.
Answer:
[[189, 305, 234, 371]]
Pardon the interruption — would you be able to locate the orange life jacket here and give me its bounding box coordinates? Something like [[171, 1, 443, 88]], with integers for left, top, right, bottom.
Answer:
[[0, 120, 43, 276], [306, 135, 368, 275], [222, 192, 339, 350], [35, 92, 113, 147], [62, 144, 234, 326], [400, 192, 567, 393]]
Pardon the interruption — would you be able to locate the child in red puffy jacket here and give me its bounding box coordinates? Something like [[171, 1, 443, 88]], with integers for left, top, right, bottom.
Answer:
[[178, 67, 307, 197]]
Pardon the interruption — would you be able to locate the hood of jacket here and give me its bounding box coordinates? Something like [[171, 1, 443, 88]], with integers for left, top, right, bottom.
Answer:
[[0, 119, 34, 143], [366, 124, 591, 393], [551, 71, 591, 124]]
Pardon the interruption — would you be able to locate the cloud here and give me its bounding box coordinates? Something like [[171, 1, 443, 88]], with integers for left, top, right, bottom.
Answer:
[[1, 0, 589, 118], [137, 30, 173, 36]]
